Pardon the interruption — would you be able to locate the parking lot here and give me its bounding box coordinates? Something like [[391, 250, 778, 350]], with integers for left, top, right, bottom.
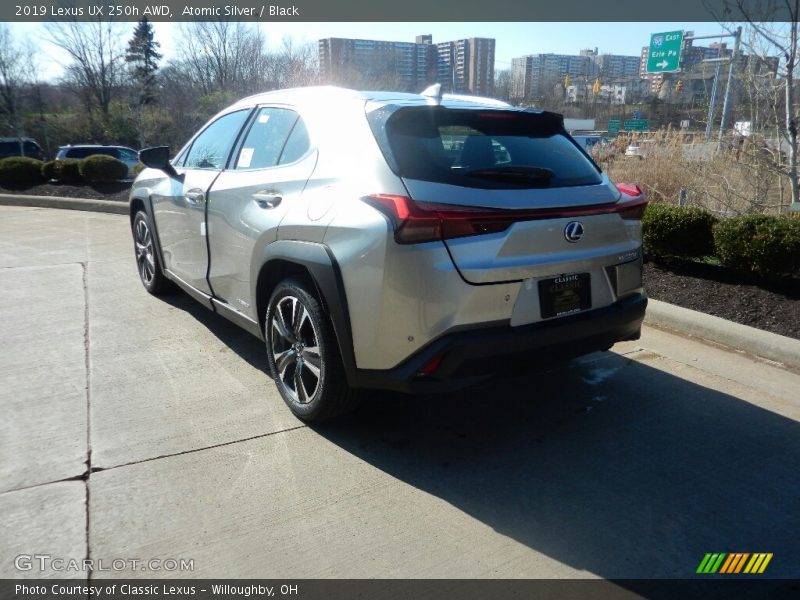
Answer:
[[1, 205, 799, 581]]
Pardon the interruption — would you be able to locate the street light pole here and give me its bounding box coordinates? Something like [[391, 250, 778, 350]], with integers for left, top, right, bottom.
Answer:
[[717, 26, 742, 151]]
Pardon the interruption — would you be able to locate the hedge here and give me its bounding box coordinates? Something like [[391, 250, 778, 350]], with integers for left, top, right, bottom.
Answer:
[[78, 154, 129, 183], [41, 160, 57, 181], [0, 157, 44, 185], [714, 214, 800, 277], [55, 158, 83, 184], [641, 202, 717, 260]]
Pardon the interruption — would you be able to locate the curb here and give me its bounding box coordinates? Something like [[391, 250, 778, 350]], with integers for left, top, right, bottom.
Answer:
[[0, 193, 127, 215], [2, 195, 798, 370], [645, 298, 800, 370]]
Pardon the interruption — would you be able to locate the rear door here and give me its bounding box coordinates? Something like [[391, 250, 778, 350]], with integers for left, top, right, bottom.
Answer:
[[151, 109, 250, 294], [377, 107, 634, 284]]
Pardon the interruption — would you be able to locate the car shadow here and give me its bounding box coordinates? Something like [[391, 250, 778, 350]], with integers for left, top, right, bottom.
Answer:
[[159, 291, 268, 374], [311, 353, 800, 583], [158, 292, 800, 585]]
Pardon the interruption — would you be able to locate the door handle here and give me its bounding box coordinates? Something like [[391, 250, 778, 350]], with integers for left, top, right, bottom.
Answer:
[[184, 189, 205, 205], [252, 192, 282, 209]]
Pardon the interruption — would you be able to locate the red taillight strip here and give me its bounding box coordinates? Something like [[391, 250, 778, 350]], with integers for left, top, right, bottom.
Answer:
[[363, 189, 647, 244]]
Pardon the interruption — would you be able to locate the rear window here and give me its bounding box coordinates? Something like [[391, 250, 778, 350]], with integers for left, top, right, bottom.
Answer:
[[375, 108, 602, 189]]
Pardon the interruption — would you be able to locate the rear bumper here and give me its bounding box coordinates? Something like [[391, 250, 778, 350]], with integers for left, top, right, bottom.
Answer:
[[354, 292, 647, 393]]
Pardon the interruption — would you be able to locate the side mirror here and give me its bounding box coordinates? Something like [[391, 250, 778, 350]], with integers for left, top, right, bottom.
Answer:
[[139, 146, 178, 177]]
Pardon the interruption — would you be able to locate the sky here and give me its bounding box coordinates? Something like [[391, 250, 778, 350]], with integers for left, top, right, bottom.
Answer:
[[11, 21, 736, 81]]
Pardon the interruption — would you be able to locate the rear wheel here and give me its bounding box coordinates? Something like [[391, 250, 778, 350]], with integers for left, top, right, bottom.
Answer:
[[265, 278, 359, 421], [132, 210, 169, 295]]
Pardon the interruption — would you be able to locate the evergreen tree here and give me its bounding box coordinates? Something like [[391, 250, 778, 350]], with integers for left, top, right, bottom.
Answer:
[[126, 17, 162, 106]]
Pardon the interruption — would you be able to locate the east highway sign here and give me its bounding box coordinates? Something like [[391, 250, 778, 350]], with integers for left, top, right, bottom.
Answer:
[[647, 31, 683, 73]]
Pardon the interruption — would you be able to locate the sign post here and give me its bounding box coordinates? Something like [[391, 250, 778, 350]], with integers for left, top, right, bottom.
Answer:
[[646, 31, 684, 73]]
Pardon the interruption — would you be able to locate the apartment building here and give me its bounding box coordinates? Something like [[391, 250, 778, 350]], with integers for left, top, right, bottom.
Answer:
[[511, 51, 639, 101], [319, 35, 495, 94]]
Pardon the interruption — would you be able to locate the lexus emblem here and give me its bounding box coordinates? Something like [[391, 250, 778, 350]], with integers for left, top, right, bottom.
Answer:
[[564, 221, 584, 243]]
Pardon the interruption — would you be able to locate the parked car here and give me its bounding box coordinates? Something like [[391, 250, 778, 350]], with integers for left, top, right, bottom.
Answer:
[[0, 137, 45, 161], [130, 86, 648, 421], [56, 144, 141, 177]]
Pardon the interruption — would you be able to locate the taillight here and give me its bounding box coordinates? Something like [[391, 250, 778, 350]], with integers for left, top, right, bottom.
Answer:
[[363, 194, 514, 244], [364, 187, 649, 244], [362, 194, 442, 243], [615, 183, 648, 220]]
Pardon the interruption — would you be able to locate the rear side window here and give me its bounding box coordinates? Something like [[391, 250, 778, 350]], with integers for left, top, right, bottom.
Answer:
[[234, 107, 302, 170], [118, 148, 138, 161], [377, 108, 602, 189]]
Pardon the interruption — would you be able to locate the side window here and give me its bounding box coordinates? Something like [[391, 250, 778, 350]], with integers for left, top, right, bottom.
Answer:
[[119, 148, 138, 161], [234, 107, 300, 170], [184, 110, 249, 170], [278, 118, 310, 165]]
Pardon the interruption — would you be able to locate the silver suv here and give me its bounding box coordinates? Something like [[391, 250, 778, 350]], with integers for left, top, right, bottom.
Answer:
[[130, 86, 647, 421]]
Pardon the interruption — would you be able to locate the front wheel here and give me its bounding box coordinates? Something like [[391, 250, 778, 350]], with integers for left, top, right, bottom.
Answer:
[[265, 278, 359, 421], [132, 210, 170, 295]]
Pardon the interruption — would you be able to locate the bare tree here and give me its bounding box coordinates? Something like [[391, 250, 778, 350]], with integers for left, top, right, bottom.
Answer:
[[175, 22, 270, 97], [494, 69, 512, 101], [0, 25, 32, 144], [48, 20, 125, 118], [714, 0, 800, 206], [267, 36, 318, 89]]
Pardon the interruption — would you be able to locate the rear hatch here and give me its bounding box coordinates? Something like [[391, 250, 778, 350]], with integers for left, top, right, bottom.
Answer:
[[369, 105, 630, 284]]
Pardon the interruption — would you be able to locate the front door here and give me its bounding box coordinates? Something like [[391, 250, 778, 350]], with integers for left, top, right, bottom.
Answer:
[[152, 109, 251, 294]]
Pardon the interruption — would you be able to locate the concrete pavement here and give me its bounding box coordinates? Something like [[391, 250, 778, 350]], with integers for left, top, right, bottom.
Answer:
[[1, 206, 798, 581]]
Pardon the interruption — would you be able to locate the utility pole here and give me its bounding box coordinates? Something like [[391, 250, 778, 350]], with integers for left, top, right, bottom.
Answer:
[[717, 26, 742, 151], [706, 63, 722, 139], [682, 29, 742, 145]]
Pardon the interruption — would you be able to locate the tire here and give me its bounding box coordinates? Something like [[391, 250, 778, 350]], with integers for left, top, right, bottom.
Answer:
[[132, 210, 170, 295], [265, 278, 360, 421]]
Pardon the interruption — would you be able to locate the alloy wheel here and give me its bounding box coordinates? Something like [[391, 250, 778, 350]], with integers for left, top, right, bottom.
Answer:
[[270, 295, 322, 404], [134, 217, 156, 285]]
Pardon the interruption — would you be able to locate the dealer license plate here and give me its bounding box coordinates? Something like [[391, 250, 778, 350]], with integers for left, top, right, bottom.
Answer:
[[538, 273, 591, 319]]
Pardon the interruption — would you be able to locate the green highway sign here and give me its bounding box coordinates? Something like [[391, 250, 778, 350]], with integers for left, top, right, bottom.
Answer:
[[646, 30, 683, 73], [607, 118, 620, 134], [623, 119, 649, 131]]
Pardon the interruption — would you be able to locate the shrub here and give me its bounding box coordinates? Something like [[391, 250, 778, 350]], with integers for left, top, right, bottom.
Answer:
[[641, 202, 717, 260], [55, 158, 84, 184], [41, 160, 57, 181], [714, 214, 800, 277], [131, 162, 145, 177], [0, 157, 44, 185], [79, 154, 129, 183]]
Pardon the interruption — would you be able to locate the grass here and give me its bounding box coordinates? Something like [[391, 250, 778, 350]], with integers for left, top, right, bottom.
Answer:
[[594, 129, 793, 216]]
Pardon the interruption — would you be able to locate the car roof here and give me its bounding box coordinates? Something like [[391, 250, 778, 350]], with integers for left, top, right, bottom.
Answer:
[[59, 144, 134, 149], [228, 85, 530, 113]]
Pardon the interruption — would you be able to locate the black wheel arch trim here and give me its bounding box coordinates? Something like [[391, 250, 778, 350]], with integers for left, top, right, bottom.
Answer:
[[253, 240, 358, 387]]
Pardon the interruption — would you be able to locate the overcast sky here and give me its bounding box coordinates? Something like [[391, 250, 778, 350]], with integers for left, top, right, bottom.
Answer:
[[12, 21, 737, 81]]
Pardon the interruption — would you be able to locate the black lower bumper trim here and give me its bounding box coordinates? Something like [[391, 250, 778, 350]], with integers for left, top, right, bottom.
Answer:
[[354, 293, 647, 394]]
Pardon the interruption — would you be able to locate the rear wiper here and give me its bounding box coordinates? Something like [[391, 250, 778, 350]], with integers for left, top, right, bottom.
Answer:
[[465, 166, 555, 185]]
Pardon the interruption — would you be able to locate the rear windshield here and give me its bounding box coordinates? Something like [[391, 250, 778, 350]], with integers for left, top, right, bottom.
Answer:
[[375, 107, 602, 189]]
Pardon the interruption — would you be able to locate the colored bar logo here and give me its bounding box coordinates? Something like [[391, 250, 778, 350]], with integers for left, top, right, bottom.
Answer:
[[696, 553, 773, 574]]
